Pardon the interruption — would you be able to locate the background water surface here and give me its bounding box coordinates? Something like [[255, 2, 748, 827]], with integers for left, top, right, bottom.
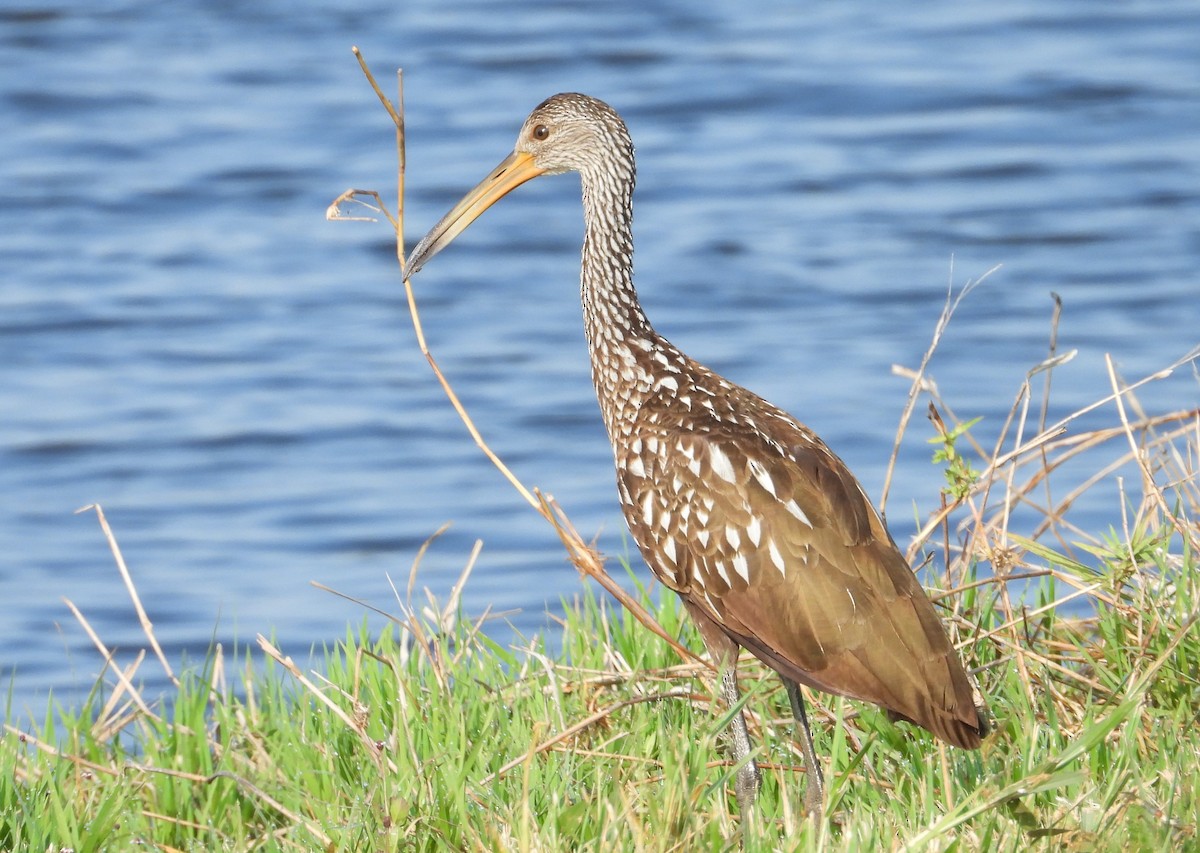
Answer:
[[2, 1, 1198, 717]]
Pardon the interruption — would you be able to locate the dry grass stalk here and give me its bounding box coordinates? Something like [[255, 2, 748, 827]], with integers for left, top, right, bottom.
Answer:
[[75, 503, 178, 687], [326, 51, 706, 671]]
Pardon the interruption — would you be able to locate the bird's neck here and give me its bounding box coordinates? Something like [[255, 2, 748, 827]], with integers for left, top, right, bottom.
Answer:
[[578, 170, 662, 441]]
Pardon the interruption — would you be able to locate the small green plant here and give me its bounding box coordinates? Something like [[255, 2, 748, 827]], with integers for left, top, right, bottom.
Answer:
[[1076, 519, 1176, 592], [928, 409, 983, 502]]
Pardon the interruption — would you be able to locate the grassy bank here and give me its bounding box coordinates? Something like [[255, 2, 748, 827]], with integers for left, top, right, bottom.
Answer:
[[4, 349, 1198, 850], [4, 510, 1197, 849]]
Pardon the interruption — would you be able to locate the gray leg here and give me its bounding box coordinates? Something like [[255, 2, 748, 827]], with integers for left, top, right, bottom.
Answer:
[[784, 678, 825, 817], [682, 600, 762, 815], [719, 667, 762, 813]]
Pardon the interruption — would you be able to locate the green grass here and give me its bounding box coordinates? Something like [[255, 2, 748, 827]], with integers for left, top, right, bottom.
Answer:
[[4, 346, 1199, 850], [3, 523, 1196, 851]]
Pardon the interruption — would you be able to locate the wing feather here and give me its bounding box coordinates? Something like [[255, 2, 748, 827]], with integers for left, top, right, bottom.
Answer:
[[615, 404, 983, 748]]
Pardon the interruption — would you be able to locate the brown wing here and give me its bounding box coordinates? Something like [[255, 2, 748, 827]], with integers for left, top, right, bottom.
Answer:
[[615, 411, 984, 749]]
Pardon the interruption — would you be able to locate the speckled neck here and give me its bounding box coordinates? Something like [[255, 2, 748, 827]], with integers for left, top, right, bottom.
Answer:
[[577, 155, 662, 441]]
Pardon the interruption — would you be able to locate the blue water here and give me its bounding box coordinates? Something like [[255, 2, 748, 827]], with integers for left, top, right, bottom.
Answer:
[[2, 1, 1197, 719]]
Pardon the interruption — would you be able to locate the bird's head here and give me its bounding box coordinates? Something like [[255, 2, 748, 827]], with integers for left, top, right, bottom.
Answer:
[[513, 93, 634, 177], [405, 93, 633, 277]]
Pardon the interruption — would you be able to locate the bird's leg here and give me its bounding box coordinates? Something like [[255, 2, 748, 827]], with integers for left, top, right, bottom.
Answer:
[[683, 601, 761, 813], [784, 678, 825, 818], [719, 665, 763, 814]]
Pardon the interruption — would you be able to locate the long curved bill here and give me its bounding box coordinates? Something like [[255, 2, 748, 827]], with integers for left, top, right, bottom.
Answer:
[[404, 150, 546, 278]]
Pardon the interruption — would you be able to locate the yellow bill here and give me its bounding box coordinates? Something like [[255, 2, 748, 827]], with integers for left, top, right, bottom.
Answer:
[[405, 150, 546, 278]]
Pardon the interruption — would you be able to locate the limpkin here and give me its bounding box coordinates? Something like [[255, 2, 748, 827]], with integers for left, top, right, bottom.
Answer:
[[405, 93, 988, 816]]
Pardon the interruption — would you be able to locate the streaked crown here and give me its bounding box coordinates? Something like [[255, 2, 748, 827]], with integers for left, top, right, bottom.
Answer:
[[515, 93, 635, 183]]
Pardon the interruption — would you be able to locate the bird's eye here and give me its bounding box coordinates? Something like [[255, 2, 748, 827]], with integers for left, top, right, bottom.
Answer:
[[532, 124, 550, 141]]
